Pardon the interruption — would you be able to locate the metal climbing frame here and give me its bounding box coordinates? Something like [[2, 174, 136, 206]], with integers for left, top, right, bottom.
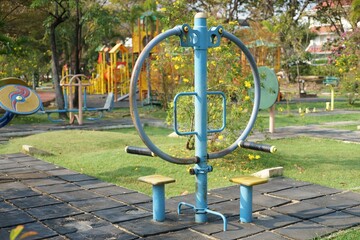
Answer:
[[127, 13, 276, 231]]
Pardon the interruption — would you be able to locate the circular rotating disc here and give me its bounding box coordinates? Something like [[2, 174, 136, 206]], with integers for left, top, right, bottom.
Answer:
[[0, 84, 42, 115]]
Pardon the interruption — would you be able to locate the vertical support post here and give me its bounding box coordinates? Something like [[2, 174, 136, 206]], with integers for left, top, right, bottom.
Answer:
[[152, 184, 165, 221], [330, 85, 334, 111], [269, 104, 275, 133], [240, 185, 253, 223], [194, 12, 208, 223], [78, 81, 83, 125]]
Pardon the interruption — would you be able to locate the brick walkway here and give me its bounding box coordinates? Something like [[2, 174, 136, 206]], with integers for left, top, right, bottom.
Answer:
[[1, 153, 360, 239], [1, 108, 360, 239]]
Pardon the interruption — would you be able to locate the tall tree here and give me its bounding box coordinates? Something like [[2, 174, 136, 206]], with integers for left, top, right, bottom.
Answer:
[[313, 0, 351, 36], [32, 0, 69, 117]]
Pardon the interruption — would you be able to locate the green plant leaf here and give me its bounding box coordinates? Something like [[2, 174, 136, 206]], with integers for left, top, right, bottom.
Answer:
[[19, 231, 38, 240], [9, 225, 24, 240]]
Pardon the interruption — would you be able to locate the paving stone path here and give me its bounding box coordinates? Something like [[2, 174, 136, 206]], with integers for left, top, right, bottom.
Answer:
[[1, 109, 360, 239], [0, 153, 360, 239]]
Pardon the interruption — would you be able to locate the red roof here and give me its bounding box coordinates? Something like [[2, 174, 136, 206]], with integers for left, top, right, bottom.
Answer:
[[310, 26, 338, 34], [315, 0, 352, 9]]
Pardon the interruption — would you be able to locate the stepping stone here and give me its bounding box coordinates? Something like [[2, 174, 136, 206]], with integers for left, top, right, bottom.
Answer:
[[0, 221, 58, 239], [0, 209, 35, 227], [7, 171, 50, 180], [343, 205, 360, 217], [145, 228, 213, 240], [110, 192, 152, 204], [118, 213, 195, 237], [52, 190, 102, 202], [74, 179, 114, 189], [0, 201, 17, 212], [93, 205, 151, 223], [170, 192, 226, 206], [93, 186, 136, 196], [0, 182, 40, 199], [211, 218, 265, 240], [4, 153, 28, 159], [35, 183, 82, 194], [45, 169, 95, 182], [15, 156, 41, 163], [136, 198, 179, 213], [274, 220, 337, 240], [208, 185, 241, 200], [66, 224, 138, 240], [208, 199, 265, 218], [22, 177, 67, 187], [69, 197, 125, 212], [0, 162, 24, 170], [337, 191, 360, 202], [304, 194, 360, 210], [43, 213, 111, 235], [190, 217, 258, 236], [28, 163, 63, 171], [253, 193, 291, 208], [299, 184, 342, 195], [312, 211, 360, 230], [242, 231, 289, 240], [10, 195, 61, 209], [254, 178, 311, 193], [252, 209, 302, 230], [273, 201, 335, 220], [269, 186, 325, 201], [0, 166, 35, 174], [26, 203, 82, 220]]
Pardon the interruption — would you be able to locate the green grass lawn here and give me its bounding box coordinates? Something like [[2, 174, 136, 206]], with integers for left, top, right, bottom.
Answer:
[[2, 100, 360, 239], [1, 127, 360, 239], [1, 127, 359, 196]]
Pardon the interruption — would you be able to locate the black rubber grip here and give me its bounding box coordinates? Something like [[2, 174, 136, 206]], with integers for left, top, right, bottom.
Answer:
[[239, 141, 277, 153], [125, 146, 155, 157]]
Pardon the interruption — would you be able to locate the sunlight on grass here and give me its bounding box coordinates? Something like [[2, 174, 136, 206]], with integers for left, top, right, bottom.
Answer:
[[1, 128, 360, 197]]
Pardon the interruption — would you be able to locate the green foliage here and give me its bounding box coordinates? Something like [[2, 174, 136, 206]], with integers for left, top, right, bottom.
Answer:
[[155, 17, 255, 150], [327, 29, 360, 104]]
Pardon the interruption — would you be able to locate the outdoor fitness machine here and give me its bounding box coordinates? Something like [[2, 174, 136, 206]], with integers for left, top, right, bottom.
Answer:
[[126, 13, 276, 231], [0, 78, 42, 128]]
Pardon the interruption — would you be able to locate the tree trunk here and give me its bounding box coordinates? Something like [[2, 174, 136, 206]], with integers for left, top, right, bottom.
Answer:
[[73, 0, 82, 107], [50, 23, 67, 119]]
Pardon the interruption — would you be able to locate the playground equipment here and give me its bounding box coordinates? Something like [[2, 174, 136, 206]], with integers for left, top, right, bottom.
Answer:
[[256, 66, 279, 133], [323, 76, 339, 111], [241, 39, 281, 76], [89, 14, 160, 103], [0, 78, 42, 128], [90, 43, 130, 99], [42, 74, 114, 124], [126, 13, 276, 231]]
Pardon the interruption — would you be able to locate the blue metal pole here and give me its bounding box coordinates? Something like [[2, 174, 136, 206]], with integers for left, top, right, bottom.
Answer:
[[152, 184, 165, 221], [194, 12, 208, 223], [240, 185, 252, 222]]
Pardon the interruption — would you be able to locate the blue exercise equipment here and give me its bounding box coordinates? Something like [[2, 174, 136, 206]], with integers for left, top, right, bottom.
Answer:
[[125, 13, 276, 231], [0, 83, 42, 128], [40, 74, 114, 123]]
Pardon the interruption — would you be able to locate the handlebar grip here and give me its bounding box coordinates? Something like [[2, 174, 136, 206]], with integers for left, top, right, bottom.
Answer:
[[238, 141, 277, 153], [125, 146, 156, 157]]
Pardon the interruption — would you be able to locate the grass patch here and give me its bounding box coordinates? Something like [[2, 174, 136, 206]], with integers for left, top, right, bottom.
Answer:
[[257, 112, 360, 128], [1, 128, 359, 196], [328, 228, 360, 240]]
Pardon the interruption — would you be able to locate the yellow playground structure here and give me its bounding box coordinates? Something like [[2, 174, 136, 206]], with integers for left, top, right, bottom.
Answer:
[[241, 39, 281, 75], [87, 15, 160, 103], [89, 43, 130, 101]]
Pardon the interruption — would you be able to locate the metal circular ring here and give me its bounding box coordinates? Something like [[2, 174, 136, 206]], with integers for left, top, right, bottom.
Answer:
[[0, 111, 15, 128], [129, 27, 260, 164]]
